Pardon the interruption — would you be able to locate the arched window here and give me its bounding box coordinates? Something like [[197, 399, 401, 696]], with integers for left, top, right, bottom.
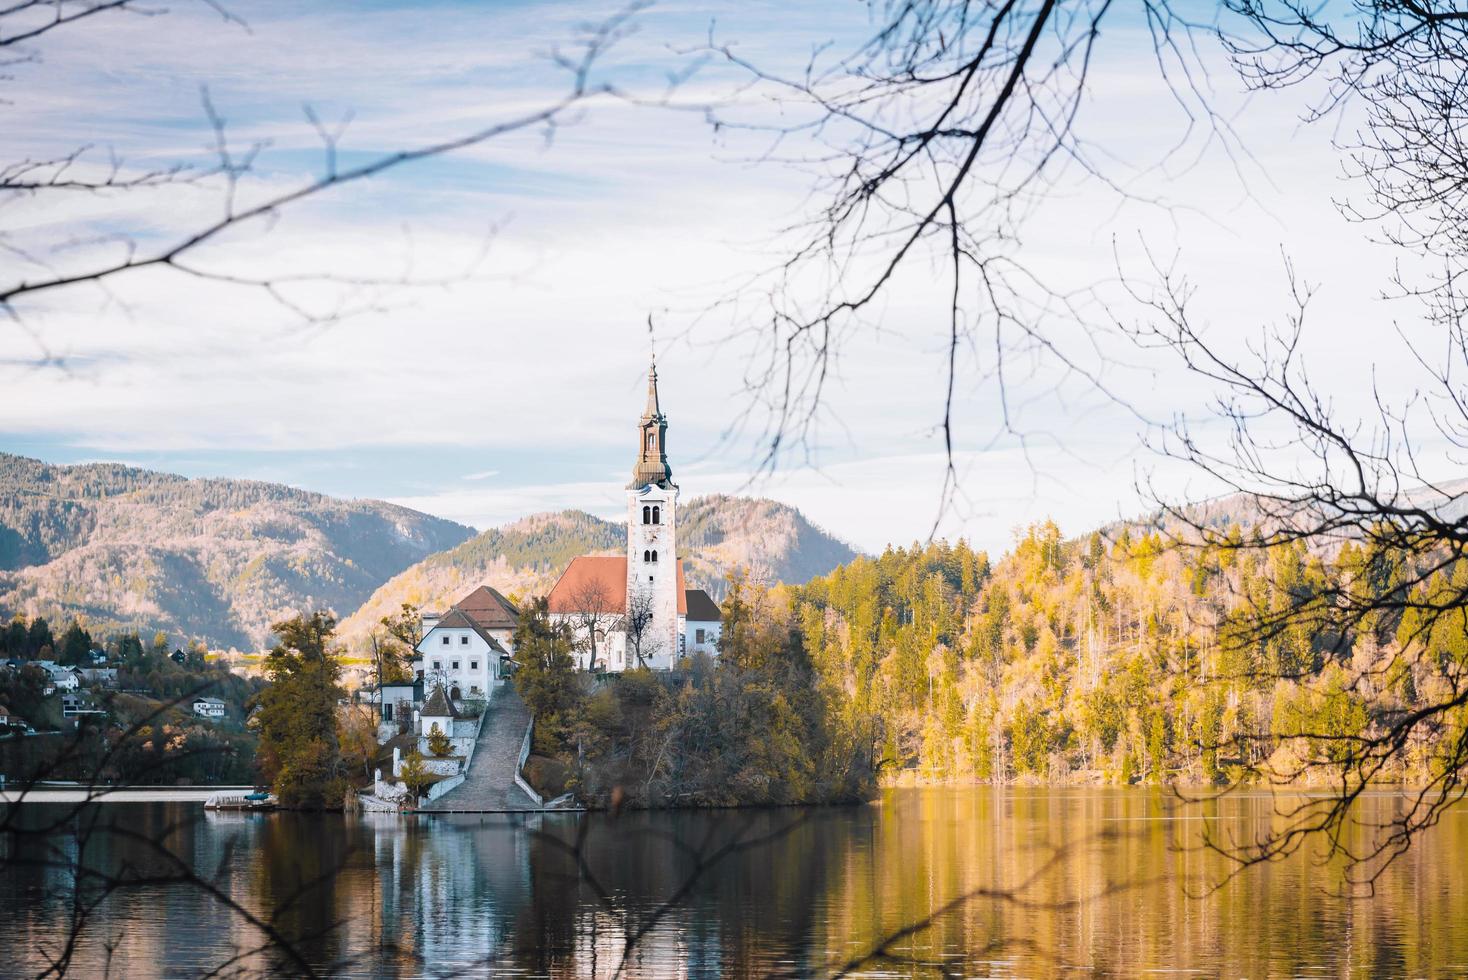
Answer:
[[651, 549, 658, 563], [643, 550, 651, 562], [642, 505, 651, 524], [646, 431, 655, 449], [652, 505, 661, 524]]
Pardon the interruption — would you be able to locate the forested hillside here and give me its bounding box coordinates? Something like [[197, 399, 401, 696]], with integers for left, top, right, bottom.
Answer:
[[678, 494, 859, 599], [0, 455, 475, 650], [337, 510, 624, 644], [337, 498, 858, 648], [785, 521, 1463, 785]]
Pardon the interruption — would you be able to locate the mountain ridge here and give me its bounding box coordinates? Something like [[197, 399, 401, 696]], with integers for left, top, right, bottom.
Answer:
[[0, 453, 477, 650], [0, 454, 861, 653]]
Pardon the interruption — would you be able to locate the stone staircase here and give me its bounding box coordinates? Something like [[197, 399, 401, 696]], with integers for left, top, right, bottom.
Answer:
[[420, 683, 540, 812]]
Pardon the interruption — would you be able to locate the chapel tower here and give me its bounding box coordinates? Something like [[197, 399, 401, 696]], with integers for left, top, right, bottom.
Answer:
[[626, 360, 680, 667]]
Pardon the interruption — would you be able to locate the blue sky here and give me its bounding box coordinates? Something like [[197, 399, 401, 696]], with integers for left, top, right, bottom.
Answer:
[[0, 0, 1440, 554]]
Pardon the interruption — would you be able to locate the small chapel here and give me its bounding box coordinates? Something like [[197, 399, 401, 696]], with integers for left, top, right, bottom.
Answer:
[[546, 361, 722, 671]]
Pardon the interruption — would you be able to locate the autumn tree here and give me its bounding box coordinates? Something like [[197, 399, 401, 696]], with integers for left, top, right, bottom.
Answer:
[[427, 723, 452, 758], [399, 750, 431, 804], [250, 611, 346, 809], [337, 704, 380, 784]]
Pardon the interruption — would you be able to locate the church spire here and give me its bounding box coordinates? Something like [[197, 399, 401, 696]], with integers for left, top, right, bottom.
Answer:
[[644, 360, 662, 418], [629, 358, 672, 489]]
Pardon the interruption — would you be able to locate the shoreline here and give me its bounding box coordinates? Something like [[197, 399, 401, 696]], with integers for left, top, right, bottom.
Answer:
[[0, 786, 254, 804]]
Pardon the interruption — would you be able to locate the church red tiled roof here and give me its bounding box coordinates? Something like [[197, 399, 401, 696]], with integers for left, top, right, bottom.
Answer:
[[547, 555, 687, 615]]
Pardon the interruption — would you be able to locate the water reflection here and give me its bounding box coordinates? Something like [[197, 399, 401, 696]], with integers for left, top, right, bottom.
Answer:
[[0, 787, 1463, 977]]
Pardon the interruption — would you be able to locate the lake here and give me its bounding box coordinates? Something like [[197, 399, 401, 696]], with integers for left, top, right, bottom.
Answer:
[[0, 786, 1464, 977]]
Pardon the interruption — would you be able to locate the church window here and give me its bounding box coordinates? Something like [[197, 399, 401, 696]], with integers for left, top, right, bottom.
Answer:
[[642, 505, 650, 524], [651, 550, 658, 563], [643, 549, 650, 562], [646, 432, 655, 449], [652, 505, 660, 524]]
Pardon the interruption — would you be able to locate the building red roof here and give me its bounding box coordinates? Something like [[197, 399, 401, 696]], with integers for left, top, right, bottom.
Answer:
[[431, 608, 509, 654], [547, 555, 687, 615], [451, 585, 519, 630]]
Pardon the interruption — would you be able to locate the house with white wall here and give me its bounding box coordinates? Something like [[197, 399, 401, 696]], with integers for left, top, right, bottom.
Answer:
[[683, 589, 722, 658], [412, 586, 518, 706], [192, 696, 226, 720], [34, 661, 80, 692]]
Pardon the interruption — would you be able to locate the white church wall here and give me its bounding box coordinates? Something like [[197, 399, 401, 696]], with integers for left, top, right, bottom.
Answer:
[[626, 483, 680, 671]]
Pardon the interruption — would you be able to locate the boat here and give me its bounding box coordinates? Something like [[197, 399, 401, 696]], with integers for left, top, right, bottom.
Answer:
[[203, 790, 277, 811]]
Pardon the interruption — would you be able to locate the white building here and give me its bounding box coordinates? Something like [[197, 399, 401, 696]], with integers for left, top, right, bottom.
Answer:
[[192, 696, 226, 720], [548, 361, 723, 671], [34, 661, 80, 692], [413, 586, 518, 704], [684, 589, 723, 657]]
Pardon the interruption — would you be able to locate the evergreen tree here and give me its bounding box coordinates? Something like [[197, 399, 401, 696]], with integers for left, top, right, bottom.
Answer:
[[58, 620, 92, 666], [510, 596, 581, 751]]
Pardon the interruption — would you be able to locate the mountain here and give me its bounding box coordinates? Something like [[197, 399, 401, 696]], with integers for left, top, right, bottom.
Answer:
[[1122, 476, 1468, 547], [335, 496, 859, 648], [0, 454, 476, 650], [677, 494, 862, 595]]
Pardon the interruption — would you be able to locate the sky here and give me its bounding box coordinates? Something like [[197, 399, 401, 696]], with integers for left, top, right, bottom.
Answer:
[[0, 0, 1447, 555]]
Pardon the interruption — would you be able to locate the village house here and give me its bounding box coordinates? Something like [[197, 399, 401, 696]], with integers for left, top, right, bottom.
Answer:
[[191, 696, 226, 720], [34, 661, 80, 692], [78, 666, 117, 686], [61, 693, 104, 719], [412, 585, 519, 706], [375, 678, 421, 728], [546, 361, 722, 671]]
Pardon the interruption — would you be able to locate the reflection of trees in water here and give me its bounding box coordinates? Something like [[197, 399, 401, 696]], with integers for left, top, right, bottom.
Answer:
[[518, 808, 861, 976], [3, 791, 1468, 976], [806, 789, 1468, 977], [252, 813, 354, 971]]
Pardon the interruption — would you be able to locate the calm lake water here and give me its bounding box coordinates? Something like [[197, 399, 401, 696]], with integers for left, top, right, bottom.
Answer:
[[0, 786, 1464, 978]]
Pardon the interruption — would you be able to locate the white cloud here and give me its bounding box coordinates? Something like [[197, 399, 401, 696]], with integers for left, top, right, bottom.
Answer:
[[0, 0, 1447, 555]]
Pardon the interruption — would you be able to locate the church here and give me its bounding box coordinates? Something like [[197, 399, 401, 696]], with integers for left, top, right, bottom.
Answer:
[[546, 361, 722, 671]]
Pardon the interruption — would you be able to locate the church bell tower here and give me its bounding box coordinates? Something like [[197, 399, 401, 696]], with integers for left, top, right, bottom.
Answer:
[[625, 360, 680, 667]]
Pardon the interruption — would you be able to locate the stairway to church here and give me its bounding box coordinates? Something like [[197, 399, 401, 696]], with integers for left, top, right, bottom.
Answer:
[[420, 683, 540, 812]]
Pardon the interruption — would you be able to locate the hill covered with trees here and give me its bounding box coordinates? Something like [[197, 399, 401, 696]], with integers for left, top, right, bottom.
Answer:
[[0, 454, 475, 650], [785, 520, 1465, 787]]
